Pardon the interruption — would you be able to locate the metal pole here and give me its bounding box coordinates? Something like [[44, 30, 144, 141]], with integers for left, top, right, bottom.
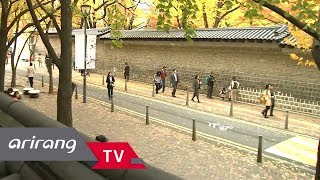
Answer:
[[111, 96, 114, 112], [146, 105, 149, 125], [103, 76, 105, 85], [257, 135, 263, 163], [186, 90, 189, 106], [83, 16, 87, 103], [285, 111, 289, 129], [125, 77, 128, 92], [152, 84, 155, 97], [75, 85, 78, 99], [230, 100, 234, 116], [41, 76, 44, 87], [192, 118, 196, 141]]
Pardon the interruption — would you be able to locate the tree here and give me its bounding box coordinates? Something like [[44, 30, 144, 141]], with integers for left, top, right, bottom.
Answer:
[[229, 0, 320, 178], [0, 0, 54, 92], [25, 0, 73, 127], [24, 0, 133, 126], [156, 0, 319, 178], [211, 0, 240, 28], [72, 0, 142, 29]]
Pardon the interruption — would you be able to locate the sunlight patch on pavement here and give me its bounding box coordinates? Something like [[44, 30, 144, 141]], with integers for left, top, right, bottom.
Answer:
[[265, 136, 318, 167]]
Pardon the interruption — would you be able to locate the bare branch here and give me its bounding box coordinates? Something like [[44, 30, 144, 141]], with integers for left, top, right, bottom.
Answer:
[[35, 0, 61, 34], [117, 1, 139, 11], [264, 16, 279, 24], [7, 0, 19, 13], [7, 0, 54, 31], [7, 6, 61, 48], [94, 0, 117, 11], [24, 0, 60, 67], [15, 29, 34, 68], [96, 6, 107, 21], [219, 5, 240, 20], [252, 0, 319, 41]]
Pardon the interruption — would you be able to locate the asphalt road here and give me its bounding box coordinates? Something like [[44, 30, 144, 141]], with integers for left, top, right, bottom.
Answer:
[[10, 68, 314, 170]]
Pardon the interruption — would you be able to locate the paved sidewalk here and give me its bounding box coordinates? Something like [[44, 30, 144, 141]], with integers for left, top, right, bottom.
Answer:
[[9, 62, 319, 137], [67, 69, 320, 138], [16, 81, 313, 179]]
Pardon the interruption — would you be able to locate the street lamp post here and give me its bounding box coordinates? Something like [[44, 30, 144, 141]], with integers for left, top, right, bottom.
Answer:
[[81, 4, 91, 103]]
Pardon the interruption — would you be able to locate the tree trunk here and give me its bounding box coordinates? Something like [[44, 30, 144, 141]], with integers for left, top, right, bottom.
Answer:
[[176, 16, 182, 29], [57, 0, 73, 127], [11, 13, 19, 88], [203, 12, 209, 28], [0, 37, 7, 92], [213, 17, 221, 28], [11, 50, 17, 87], [312, 44, 320, 70], [213, 1, 223, 28], [202, 3, 208, 28], [313, 7, 320, 180], [45, 56, 54, 94], [128, 15, 134, 30], [11, 67, 16, 87], [0, 1, 8, 92], [316, 139, 320, 180], [49, 62, 53, 94]]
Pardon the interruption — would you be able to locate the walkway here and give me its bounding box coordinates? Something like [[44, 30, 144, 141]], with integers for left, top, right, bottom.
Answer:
[[5, 62, 319, 172]]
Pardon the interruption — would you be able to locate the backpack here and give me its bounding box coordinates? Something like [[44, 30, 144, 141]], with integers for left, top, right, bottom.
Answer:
[[232, 81, 239, 89], [205, 77, 209, 85]]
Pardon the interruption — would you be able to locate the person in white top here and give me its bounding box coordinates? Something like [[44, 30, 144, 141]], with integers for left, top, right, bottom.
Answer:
[[261, 84, 272, 118], [26, 63, 36, 88], [228, 76, 240, 101]]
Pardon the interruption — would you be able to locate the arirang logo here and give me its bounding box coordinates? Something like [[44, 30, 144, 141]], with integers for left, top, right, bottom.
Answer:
[[8, 136, 76, 153]]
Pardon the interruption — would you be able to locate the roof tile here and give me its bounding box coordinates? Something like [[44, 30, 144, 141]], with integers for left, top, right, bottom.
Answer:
[[99, 24, 296, 46]]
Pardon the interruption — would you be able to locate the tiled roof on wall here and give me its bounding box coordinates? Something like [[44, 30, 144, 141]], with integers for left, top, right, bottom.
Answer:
[[44, 27, 111, 36], [99, 24, 296, 45]]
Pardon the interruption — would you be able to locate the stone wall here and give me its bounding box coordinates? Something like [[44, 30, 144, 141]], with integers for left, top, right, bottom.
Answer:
[[95, 40, 320, 102], [35, 37, 320, 103], [238, 87, 320, 116]]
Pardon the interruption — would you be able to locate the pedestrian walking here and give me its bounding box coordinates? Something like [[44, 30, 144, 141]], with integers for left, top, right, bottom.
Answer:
[[261, 84, 272, 118], [228, 76, 240, 101], [269, 84, 275, 116], [205, 73, 215, 98], [170, 69, 179, 97], [154, 71, 162, 94], [26, 63, 36, 88], [219, 87, 227, 100], [106, 72, 115, 100], [191, 75, 201, 103], [124, 62, 130, 82], [160, 66, 167, 93]]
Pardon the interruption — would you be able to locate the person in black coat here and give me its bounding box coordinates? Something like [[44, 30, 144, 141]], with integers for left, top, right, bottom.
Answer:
[[170, 69, 179, 97], [191, 75, 201, 103], [124, 62, 130, 81], [106, 72, 115, 100], [269, 84, 275, 116], [206, 73, 215, 98]]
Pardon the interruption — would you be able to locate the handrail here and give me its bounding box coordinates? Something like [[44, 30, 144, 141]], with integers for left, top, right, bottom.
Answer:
[[0, 92, 182, 180]]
